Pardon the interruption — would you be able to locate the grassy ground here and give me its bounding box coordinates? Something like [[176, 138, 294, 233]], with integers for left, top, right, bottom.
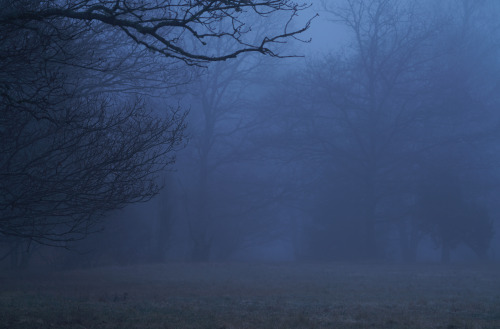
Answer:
[[1, 262, 499, 329]]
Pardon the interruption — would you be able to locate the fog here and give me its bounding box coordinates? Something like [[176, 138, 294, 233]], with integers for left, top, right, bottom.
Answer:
[[4, 2, 500, 328], [2, 0, 500, 269]]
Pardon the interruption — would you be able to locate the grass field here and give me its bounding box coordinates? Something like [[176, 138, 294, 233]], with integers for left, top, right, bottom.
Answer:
[[1, 262, 500, 329]]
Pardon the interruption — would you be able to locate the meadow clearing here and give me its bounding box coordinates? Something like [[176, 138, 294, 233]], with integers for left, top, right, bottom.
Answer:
[[1, 262, 499, 329]]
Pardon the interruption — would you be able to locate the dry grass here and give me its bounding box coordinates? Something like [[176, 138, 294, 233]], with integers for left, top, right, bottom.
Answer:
[[1, 262, 499, 328]]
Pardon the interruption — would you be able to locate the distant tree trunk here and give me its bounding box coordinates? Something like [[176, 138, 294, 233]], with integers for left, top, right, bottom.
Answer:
[[152, 214, 172, 262], [398, 217, 420, 262], [187, 141, 214, 262], [363, 215, 377, 258], [291, 216, 304, 261], [9, 246, 18, 269], [9, 239, 32, 269], [153, 184, 175, 262], [362, 182, 379, 259], [441, 244, 451, 264], [190, 236, 211, 262]]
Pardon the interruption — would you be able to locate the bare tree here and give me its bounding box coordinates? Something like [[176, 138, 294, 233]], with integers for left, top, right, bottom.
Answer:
[[1, 0, 311, 250], [171, 14, 305, 260], [0, 1, 185, 249], [1, 0, 311, 64], [179, 49, 277, 260], [294, 0, 437, 258], [1, 94, 185, 245], [275, 0, 500, 261]]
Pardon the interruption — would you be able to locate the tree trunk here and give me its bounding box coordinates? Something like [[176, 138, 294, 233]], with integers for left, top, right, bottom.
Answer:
[[190, 237, 211, 262], [9, 240, 32, 269], [398, 218, 419, 262], [441, 244, 451, 263], [362, 191, 379, 259]]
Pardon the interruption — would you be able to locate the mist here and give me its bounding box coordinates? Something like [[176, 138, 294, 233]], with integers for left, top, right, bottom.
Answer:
[[2, 1, 500, 328], [51, 0, 499, 266]]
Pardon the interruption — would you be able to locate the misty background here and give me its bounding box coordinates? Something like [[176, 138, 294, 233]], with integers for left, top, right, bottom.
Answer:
[[2, 0, 500, 270]]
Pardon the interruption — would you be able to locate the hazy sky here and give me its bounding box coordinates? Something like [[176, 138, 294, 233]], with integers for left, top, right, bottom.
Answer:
[[298, 3, 350, 55]]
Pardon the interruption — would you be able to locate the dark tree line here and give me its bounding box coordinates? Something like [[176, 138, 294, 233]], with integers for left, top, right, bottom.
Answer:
[[150, 0, 500, 263], [291, 0, 500, 262], [3, 0, 498, 267]]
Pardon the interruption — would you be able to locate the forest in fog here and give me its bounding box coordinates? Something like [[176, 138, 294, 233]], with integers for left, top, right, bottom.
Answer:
[[2, 0, 500, 269]]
